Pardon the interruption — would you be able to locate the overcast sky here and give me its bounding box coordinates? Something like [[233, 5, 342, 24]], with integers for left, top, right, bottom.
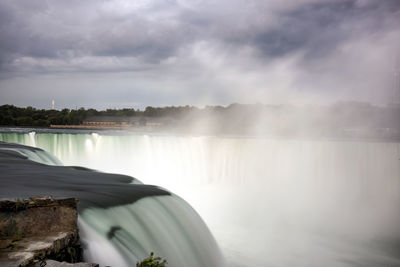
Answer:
[[0, 0, 399, 109]]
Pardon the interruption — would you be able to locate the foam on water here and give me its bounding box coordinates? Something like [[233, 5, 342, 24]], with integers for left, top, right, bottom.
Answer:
[[0, 138, 224, 267], [1, 131, 400, 266]]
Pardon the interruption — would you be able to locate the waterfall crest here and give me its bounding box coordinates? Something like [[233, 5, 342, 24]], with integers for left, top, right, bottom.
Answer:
[[1, 131, 400, 266], [0, 140, 225, 267]]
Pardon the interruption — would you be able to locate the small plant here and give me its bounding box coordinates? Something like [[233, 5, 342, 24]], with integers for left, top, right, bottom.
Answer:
[[66, 246, 77, 263], [136, 252, 167, 267]]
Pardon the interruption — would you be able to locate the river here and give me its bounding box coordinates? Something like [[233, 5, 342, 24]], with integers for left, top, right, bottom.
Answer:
[[1, 128, 400, 267]]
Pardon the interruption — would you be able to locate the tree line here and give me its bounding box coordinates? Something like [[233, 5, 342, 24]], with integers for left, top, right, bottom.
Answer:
[[0, 104, 200, 127], [0, 103, 399, 140]]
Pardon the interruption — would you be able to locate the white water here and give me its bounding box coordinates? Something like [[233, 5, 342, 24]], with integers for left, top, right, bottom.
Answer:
[[1, 131, 400, 266], [78, 195, 223, 267], [0, 134, 224, 267]]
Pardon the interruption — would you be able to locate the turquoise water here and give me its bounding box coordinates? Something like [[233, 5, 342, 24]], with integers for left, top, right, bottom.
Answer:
[[1, 129, 400, 267]]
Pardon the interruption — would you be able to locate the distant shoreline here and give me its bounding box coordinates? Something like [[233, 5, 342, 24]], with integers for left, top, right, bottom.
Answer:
[[1, 103, 399, 141], [50, 124, 131, 130]]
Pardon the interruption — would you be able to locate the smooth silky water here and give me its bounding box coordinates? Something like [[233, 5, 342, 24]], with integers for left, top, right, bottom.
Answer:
[[1, 130, 400, 267]]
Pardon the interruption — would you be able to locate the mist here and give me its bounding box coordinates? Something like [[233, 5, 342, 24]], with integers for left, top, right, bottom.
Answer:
[[160, 102, 400, 139], [1, 131, 400, 267]]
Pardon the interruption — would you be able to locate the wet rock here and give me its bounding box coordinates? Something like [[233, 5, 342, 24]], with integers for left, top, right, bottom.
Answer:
[[34, 259, 99, 267]]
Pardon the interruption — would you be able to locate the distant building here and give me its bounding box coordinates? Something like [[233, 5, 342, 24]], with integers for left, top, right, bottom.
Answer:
[[82, 116, 164, 128], [82, 116, 133, 127], [51, 116, 165, 129]]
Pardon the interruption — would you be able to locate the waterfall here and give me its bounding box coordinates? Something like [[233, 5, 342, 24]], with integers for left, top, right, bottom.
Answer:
[[1, 131, 400, 266], [0, 139, 225, 267], [79, 195, 223, 267]]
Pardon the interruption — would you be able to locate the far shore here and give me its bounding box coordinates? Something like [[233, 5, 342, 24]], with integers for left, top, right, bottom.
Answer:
[[50, 124, 130, 130]]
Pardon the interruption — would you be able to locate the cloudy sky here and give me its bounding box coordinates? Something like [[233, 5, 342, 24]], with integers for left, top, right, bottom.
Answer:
[[0, 0, 399, 109]]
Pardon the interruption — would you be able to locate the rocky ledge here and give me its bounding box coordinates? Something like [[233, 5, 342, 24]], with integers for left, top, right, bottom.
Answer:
[[0, 196, 98, 267]]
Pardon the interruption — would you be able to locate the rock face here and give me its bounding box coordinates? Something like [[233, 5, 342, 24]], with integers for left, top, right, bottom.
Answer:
[[0, 197, 78, 243], [0, 196, 98, 267]]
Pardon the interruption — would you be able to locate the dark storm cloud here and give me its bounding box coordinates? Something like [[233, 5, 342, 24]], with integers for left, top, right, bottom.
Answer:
[[231, 0, 400, 60], [0, 0, 194, 70], [0, 0, 398, 69], [0, 0, 399, 108], [252, 1, 356, 58]]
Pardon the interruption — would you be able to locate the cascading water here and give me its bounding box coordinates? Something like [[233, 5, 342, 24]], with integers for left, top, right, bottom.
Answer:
[[0, 138, 225, 267], [1, 130, 400, 266], [80, 195, 222, 267]]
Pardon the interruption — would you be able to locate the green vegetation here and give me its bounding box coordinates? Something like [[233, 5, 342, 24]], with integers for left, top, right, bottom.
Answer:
[[136, 252, 167, 267], [0, 105, 88, 127], [0, 104, 197, 127], [0, 103, 399, 140]]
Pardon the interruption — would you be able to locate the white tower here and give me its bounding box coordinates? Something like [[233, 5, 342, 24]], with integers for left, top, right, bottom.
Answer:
[[51, 100, 55, 110]]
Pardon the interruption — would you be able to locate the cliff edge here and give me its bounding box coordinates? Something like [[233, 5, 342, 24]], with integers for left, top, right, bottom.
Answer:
[[0, 196, 98, 267]]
